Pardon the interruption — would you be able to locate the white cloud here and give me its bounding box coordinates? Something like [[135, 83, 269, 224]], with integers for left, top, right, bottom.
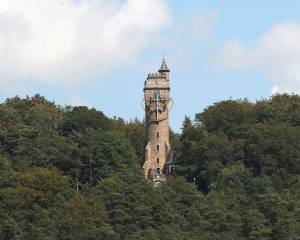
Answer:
[[167, 9, 219, 69], [192, 10, 218, 41], [0, 0, 170, 91], [214, 22, 300, 93], [213, 38, 253, 69]]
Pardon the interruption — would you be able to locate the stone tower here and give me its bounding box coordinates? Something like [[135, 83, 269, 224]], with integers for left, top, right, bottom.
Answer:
[[143, 59, 175, 183]]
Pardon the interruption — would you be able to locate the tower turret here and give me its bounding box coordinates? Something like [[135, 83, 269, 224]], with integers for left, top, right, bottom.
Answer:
[[158, 58, 170, 80]]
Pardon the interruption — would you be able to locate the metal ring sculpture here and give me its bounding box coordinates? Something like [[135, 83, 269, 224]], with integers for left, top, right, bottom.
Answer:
[[141, 96, 173, 123], [142, 78, 173, 122]]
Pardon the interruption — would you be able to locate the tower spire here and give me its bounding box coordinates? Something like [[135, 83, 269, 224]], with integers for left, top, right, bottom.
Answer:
[[159, 58, 170, 73]]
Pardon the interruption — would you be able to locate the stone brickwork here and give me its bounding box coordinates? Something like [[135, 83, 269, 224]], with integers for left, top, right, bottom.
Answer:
[[142, 59, 175, 181]]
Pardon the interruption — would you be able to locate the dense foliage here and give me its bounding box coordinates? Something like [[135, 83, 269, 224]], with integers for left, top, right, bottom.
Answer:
[[177, 94, 300, 239], [0, 94, 299, 239]]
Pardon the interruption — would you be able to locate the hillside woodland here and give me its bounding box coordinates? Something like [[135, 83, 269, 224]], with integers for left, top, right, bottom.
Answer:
[[0, 94, 299, 239]]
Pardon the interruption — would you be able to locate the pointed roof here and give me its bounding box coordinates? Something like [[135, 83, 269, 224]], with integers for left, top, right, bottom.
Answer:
[[159, 58, 170, 72]]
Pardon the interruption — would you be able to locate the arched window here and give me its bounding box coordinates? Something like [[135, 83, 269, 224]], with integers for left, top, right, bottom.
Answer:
[[157, 158, 159, 163], [156, 145, 159, 151], [157, 168, 160, 174], [157, 132, 159, 138]]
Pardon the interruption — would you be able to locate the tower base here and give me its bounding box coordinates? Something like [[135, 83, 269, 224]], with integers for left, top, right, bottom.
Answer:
[[149, 173, 166, 187]]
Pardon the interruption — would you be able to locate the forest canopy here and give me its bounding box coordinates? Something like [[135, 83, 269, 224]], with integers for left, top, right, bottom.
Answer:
[[0, 94, 299, 240]]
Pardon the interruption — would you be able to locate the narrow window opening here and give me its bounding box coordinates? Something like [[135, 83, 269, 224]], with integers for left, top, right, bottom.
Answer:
[[157, 132, 159, 138], [157, 168, 161, 174], [156, 145, 159, 151], [157, 158, 159, 163]]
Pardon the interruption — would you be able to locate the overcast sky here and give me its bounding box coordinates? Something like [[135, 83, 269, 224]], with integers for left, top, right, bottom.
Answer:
[[1, 0, 300, 131]]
